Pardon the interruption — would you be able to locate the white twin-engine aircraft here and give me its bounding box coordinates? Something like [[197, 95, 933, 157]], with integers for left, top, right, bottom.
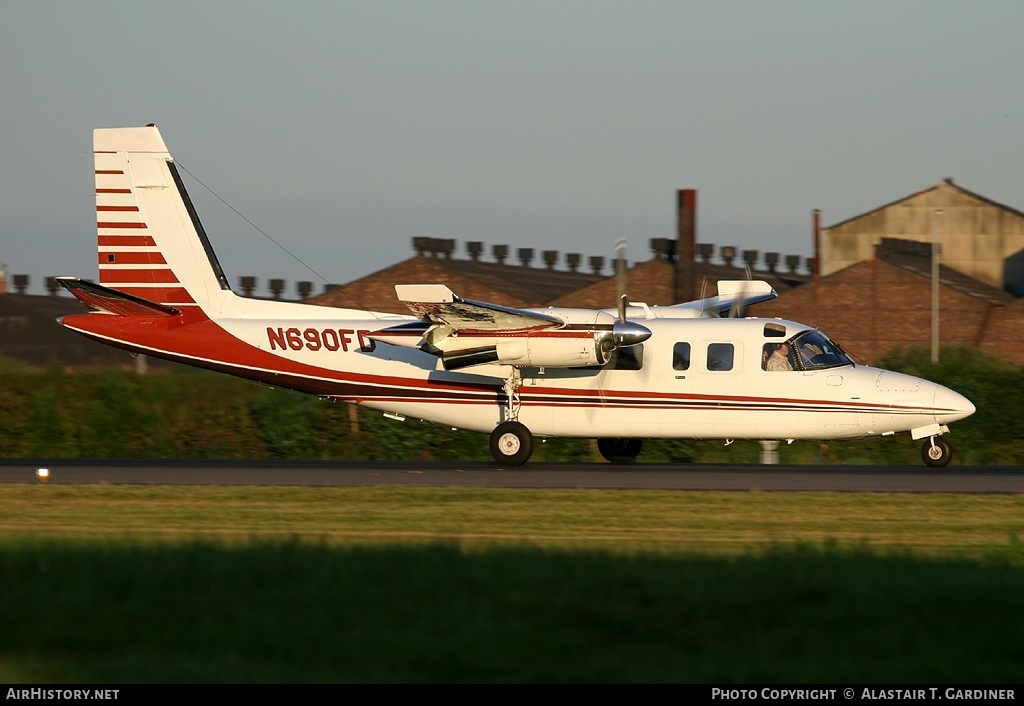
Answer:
[[58, 126, 975, 467]]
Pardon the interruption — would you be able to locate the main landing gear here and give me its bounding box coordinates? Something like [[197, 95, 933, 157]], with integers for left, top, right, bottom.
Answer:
[[490, 421, 534, 466], [488, 370, 646, 466], [490, 370, 534, 466], [921, 436, 953, 468], [597, 438, 643, 464]]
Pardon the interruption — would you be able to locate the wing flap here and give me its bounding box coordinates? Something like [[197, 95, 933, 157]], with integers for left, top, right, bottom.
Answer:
[[395, 284, 563, 332]]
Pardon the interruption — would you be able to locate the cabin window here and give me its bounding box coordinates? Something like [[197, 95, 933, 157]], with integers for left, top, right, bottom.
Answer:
[[672, 342, 691, 371], [609, 344, 644, 371], [706, 343, 734, 371], [763, 322, 786, 338]]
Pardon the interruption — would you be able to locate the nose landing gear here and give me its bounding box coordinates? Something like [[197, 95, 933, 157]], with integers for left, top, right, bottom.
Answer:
[[921, 436, 953, 468]]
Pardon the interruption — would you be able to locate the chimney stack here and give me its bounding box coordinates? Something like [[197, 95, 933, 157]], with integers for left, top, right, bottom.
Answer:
[[518, 248, 534, 267], [542, 250, 558, 270], [297, 281, 313, 301], [650, 238, 669, 261], [493, 244, 508, 265], [589, 256, 605, 275], [467, 241, 483, 262], [13, 274, 28, 295], [720, 246, 737, 268], [676, 189, 697, 303], [741, 249, 759, 271], [239, 276, 256, 297], [566, 253, 581, 273], [812, 209, 821, 278], [269, 278, 284, 300]]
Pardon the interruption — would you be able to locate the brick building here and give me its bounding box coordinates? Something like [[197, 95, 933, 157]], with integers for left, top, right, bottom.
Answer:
[[754, 238, 1024, 365], [818, 178, 1024, 295]]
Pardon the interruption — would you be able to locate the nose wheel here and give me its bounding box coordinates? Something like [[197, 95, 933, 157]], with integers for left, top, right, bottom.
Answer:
[[921, 436, 953, 468]]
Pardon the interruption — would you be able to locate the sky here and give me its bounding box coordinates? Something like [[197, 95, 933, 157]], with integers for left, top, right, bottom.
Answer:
[[3, 1, 1023, 297]]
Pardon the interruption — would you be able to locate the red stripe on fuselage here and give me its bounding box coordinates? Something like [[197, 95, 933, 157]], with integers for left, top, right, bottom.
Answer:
[[453, 330, 596, 339], [58, 313, 501, 402], [97, 222, 148, 229], [58, 311, 938, 416]]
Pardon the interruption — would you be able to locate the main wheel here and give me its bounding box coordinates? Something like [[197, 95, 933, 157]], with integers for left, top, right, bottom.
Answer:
[[490, 421, 534, 466], [921, 436, 952, 468], [597, 438, 643, 464]]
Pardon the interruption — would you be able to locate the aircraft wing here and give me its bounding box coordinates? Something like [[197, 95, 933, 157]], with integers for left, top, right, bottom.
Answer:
[[671, 280, 777, 316], [394, 284, 563, 331], [371, 285, 619, 370]]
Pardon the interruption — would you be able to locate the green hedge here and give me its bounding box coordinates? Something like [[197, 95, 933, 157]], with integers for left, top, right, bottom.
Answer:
[[1, 346, 1018, 464]]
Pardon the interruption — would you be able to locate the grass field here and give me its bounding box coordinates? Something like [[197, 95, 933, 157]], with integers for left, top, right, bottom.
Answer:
[[1, 485, 1021, 683]]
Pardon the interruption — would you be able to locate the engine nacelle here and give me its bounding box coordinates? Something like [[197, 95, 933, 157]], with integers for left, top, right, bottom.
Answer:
[[442, 335, 609, 370]]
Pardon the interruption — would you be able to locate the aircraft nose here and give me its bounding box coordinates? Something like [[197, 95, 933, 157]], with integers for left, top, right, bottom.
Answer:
[[933, 384, 976, 423]]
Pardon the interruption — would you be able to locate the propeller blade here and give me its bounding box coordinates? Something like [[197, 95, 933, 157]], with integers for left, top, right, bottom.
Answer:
[[608, 236, 650, 348], [614, 238, 627, 323]]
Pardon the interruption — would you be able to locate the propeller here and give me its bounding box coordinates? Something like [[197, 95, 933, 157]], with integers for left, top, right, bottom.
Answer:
[[610, 239, 652, 347]]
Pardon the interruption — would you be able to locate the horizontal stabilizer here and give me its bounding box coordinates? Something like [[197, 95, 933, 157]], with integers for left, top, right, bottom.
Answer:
[[56, 277, 180, 317]]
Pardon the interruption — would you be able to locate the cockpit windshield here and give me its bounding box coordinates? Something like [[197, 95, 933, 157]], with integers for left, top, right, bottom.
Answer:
[[791, 330, 853, 370]]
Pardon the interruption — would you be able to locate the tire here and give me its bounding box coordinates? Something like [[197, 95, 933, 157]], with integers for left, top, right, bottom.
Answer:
[[597, 438, 643, 464], [921, 436, 952, 468], [490, 421, 534, 466]]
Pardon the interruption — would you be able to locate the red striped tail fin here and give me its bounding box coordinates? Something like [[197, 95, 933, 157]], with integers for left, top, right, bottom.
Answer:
[[93, 126, 231, 314]]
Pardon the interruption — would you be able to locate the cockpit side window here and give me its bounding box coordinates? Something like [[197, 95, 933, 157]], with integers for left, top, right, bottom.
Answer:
[[791, 331, 853, 370]]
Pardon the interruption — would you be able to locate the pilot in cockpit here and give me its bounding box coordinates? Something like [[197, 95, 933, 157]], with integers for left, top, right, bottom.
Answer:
[[765, 342, 793, 371]]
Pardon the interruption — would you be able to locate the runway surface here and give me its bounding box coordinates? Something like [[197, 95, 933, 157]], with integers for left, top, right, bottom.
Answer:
[[1, 459, 1022, 493]]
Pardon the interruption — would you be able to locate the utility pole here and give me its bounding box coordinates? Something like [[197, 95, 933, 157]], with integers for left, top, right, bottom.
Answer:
[[931, 209, 942, 364]]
